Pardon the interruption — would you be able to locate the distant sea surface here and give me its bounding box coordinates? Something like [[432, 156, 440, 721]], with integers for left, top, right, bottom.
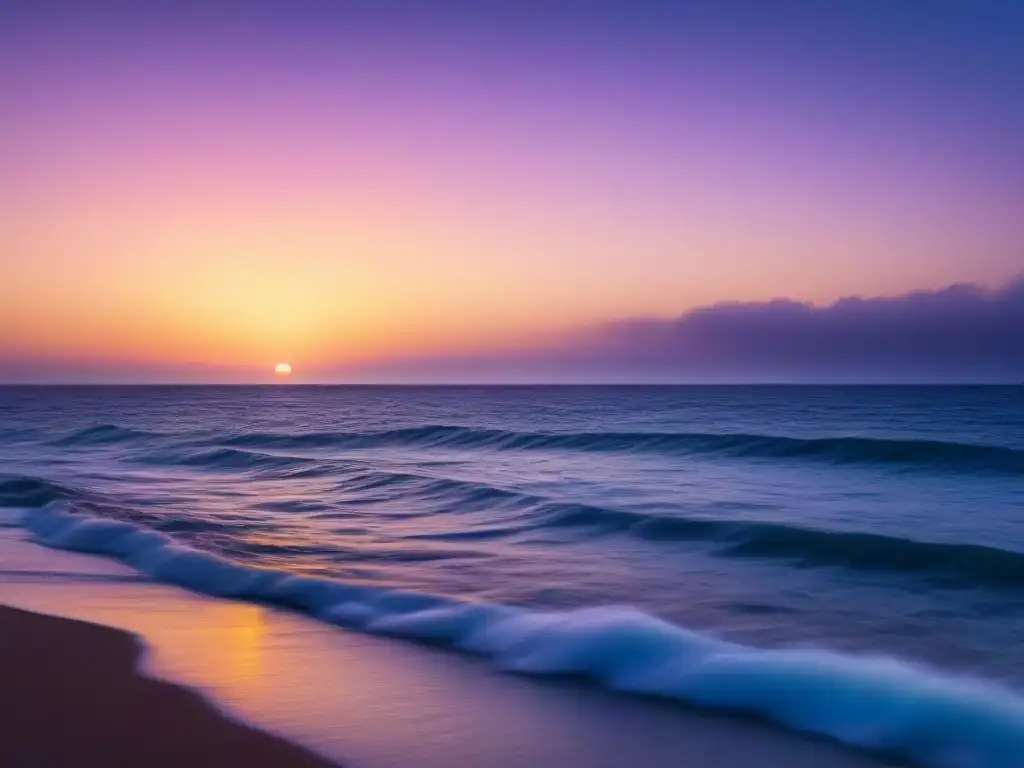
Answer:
[[3, 385, 1024, 765]]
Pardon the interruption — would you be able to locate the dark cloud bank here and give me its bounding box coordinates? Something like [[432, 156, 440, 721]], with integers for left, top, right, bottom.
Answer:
[[2, 277, 1021, 383], [353, 277, 1024, 383]]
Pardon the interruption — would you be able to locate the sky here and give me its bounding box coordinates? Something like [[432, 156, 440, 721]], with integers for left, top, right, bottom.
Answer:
[[2, 0, 1023, 383]]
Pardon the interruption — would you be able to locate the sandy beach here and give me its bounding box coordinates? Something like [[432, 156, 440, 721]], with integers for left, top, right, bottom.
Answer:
[[0, 604, 337, 768], [0, 529, 894, 768]]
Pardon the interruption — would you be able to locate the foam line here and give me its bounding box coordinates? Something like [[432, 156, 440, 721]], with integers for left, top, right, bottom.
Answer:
[[18, 502, 1024, 768]]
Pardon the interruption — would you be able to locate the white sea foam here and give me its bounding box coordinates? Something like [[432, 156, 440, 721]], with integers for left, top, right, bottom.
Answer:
[[20, 501, 1024, 768]]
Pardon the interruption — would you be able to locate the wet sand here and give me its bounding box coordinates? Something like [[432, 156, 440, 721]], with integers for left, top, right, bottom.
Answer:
[[0, 529, 893, 768], [0, 604, 337, 768]]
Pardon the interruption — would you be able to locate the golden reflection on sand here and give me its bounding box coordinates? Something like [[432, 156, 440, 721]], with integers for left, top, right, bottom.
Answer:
[[0, 576, 269, 705]]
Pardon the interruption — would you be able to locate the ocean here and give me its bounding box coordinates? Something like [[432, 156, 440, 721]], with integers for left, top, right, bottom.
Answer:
[[2, 385, 1023, 766]]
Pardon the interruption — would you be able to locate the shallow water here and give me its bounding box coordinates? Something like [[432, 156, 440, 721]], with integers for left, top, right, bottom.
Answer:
[[2, 385, 1023, 766], [0, 529, 890, 768]]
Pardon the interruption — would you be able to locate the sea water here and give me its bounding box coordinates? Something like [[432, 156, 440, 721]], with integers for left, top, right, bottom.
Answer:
[[2, 385, 1023, 766]]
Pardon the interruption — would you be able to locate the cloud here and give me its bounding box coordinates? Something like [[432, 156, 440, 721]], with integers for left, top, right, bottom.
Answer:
[[5, 277, 1022, 383], [348, 277, 1024, 383]]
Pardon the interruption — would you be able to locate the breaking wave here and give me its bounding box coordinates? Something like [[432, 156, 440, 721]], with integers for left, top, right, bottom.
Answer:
[[16, 502, 1024, 768]]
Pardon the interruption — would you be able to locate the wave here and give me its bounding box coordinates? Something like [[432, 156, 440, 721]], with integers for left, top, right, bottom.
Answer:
[[18, 502, 1024, 768], [53, 424, 168, 446], [539, 503, 1024, 588], [7, 471, 1021, 589], [0, 476, 80, 508], [37, 422, 1024, 474], [222, 426, 1024, 474], [322, 469, 1024, 589], [135, 447, 320, 473], [335, 469, 530, 507], [315, 462, 1024, 588], [315, 464, 1024, 587], [719, 523, 1024, 588]]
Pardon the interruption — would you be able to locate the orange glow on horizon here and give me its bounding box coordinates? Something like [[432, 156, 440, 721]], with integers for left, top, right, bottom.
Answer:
[[6, 113, 1017, 379], [4, 2, 1023, 383]]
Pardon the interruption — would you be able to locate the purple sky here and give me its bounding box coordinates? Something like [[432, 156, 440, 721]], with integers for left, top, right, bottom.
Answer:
[[2, 1, 1022, 382], [357, 277, 1024, 384]]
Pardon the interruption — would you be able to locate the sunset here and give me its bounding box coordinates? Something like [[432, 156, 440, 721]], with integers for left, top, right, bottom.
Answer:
[[4, 0, 1022, 383], [2, 3, 1023, 768]]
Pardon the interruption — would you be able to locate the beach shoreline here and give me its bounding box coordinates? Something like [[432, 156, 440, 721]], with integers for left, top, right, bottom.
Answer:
[[0, 603, 338, 768], [0, 530, 895, 768]]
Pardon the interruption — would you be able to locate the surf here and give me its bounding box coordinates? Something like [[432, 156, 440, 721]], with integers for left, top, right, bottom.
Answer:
[[16, 500, 1024, 768]]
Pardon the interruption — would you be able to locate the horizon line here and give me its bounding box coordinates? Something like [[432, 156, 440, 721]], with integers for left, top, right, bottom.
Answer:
[[1, 382, 1020, 388]]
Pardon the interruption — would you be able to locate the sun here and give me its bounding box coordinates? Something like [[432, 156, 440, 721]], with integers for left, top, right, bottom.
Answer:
[[274, 362, 292, 376]]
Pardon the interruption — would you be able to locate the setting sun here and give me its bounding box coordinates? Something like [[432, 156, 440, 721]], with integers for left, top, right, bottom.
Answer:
[[274, 363, 292, 376]]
